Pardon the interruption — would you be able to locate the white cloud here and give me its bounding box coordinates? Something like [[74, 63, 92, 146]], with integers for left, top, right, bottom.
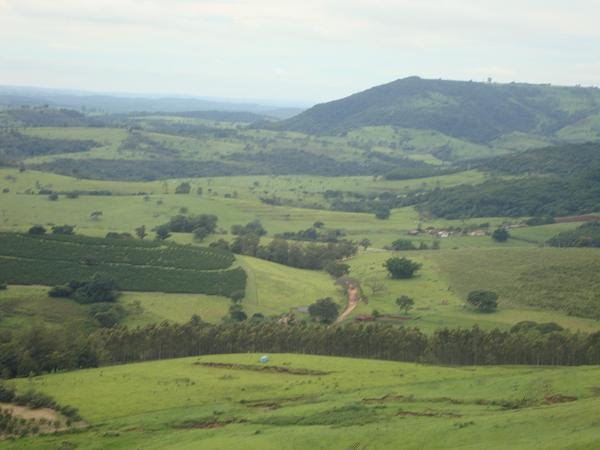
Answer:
[[0, 0, 599, 101]]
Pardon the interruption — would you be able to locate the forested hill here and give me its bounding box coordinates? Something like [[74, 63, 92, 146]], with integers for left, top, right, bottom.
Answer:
[[274, 77, 600, 143]]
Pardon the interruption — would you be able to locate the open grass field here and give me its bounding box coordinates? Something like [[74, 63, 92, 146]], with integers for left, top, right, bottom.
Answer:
[[4, 353, 600, 449], [1, 165, 598, 333], [344, 249, 600, 332]]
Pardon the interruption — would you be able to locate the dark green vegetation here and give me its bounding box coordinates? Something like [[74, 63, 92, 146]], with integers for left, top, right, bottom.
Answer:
[[420, 142, 600, 218], [308, 298, 340, 324], [467, 290, 499, 313], [226, 237, 358, 271], [0, 233, 245, 297], [49, 276, 119, 304], [548, 221, 600, 247], [2, 320, 600, 379], [0, 130, 98, 164], [384, 257, 422, 279], [274, 76, 600, 144]]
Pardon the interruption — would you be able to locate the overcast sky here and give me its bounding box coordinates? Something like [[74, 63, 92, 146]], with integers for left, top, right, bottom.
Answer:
[[1, 0, 599, 104]]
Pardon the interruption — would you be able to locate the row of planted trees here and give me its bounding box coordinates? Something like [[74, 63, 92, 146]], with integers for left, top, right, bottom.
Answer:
[[2, 320, 599, 378]]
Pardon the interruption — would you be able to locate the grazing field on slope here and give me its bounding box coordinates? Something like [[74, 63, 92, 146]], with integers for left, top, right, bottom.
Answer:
[[0, 233, 245, 297], [0, 167, 510, 248], [343, 250, 600, 333], [0, 285, 93, 331], [6, 354, 600, 450], [434, 247, 600, 319], [238, 255, 343, 315]]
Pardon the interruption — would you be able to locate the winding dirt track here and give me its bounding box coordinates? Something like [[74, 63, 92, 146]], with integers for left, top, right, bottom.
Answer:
[[335, 282, 361, 324]]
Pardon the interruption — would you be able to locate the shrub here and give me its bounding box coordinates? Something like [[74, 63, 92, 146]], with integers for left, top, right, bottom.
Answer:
[[324, 261, 350, 278], [48, 285, 73, 298], [308, 297, 340, 324], [27, 225, 46, 235], [51, 225, 75, 235], [467, 290, 498, 312], [375, 207, 391, 220], [175, 182, 191, 194], [384, 257, 422, 279], [390, 239, 416, 250], [491, 228, 509, 242]]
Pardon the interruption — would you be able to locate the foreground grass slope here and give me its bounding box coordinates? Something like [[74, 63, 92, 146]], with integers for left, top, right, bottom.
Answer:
[[5, 354, 600, 449]]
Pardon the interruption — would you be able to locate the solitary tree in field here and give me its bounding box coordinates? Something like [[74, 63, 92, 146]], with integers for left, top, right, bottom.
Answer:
[[175, 182, 191, 194], [467, 290, 498, 313], [359, 238, 371, 251], [90, 211, 103, 221], [396, 295, 415, 314], [384, 257, 422, 279], [492, 228, 509, 242]]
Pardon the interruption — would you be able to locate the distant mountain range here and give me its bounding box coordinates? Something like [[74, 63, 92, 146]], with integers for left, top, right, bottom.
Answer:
[[0, 85, 306, 119], [274, 76, 600, 145]]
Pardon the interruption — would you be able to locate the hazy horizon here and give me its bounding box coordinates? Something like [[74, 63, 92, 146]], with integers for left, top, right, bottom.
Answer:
[[1, 0, 599, 103]]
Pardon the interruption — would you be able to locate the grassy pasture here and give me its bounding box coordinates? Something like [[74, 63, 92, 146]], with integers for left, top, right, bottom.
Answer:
[[5, 353, 600, 449], [344, 249, 600, 332], [1, 167, 599, 331]]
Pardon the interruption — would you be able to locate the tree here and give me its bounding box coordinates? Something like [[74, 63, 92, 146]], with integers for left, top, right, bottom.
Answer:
[[193, 226, 211, 241], [365, 278, 386, 296], [175, 182, 191, 194], [492, 228, 509, 242], [48, 193, 58, 201], [466, 290, 498, 313], [391, 239, 416, 250], [230, 290, 245, 302], [384, 257, 422, 279], [228, 303, 247, 322], [28, 225, 46, 235], [396, 295, 414, 314], [324, 261, 350, 278], [231, 220, 267, 237], [359, 238, 371, 251], [135, 225, 147, 240], [155, 225, 171, 241], [308, 297, 339, 324], [51, 224, 74, 235], [375, 207, 391, 220]]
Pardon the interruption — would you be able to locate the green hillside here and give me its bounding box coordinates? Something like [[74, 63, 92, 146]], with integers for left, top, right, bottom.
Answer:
[[5, 354, 600, 449], [275, 76, 600, 145]]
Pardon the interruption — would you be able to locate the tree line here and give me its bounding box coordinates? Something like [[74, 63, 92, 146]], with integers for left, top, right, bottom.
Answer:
[[2, 320, 599, 378]]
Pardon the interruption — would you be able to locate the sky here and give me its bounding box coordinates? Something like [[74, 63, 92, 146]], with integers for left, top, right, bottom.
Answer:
[[1, 0, 599, 105]]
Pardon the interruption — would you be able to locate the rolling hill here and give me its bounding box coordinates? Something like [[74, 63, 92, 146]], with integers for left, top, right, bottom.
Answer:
[[275, 76, 600, 145]]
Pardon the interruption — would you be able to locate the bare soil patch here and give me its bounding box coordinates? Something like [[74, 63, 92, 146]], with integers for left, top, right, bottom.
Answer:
[[194, 361, 330, 376]]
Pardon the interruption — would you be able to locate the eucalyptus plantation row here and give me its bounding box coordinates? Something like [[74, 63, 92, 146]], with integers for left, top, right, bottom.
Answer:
[[95, 322, 600, 367]]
